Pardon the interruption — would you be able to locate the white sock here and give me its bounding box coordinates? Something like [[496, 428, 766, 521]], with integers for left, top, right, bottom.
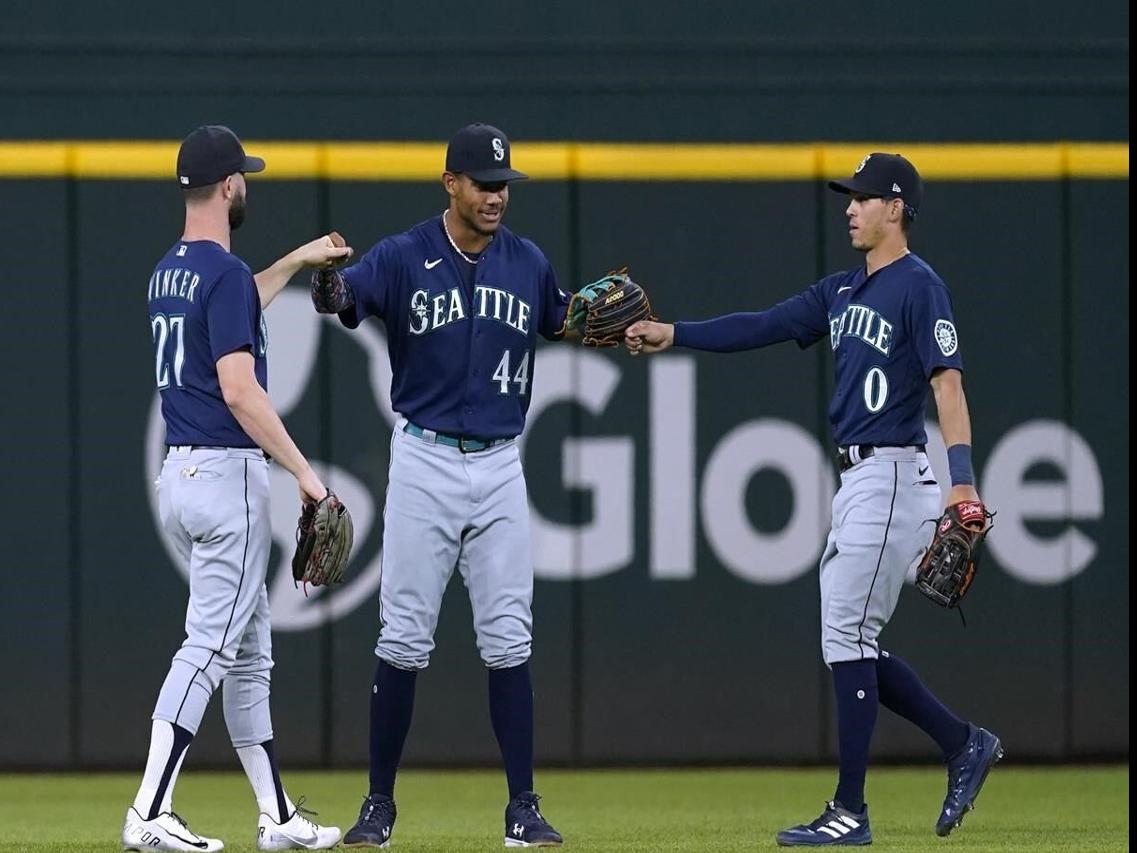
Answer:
[[236, 743, 294, 823], [133, 720, 190, 819]]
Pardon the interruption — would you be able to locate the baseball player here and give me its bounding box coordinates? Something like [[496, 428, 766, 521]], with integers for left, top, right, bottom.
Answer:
[[124, 125, 351, 852], [627, 154, 1004, 846], [310, 123, 596, 848]]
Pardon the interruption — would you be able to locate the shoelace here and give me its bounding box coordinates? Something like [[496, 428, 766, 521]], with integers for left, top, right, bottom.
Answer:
[[166, 812, 200, 839], [512, 794, 550, 826], [291, 795, 320, 830], [362, 796, 394, 824], [949, 766, 969, 798], [807, 803, 839, 830], [294, 795, 318, 818], [947, 749, 974, 799]]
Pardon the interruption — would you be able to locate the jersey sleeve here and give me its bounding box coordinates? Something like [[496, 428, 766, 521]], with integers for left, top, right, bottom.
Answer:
[[908, 282, 964, 377], [339, 238, 398, 328], [769, 280, 831, 348], [537, 257, 570, 340], [673, 279, 830, 352], [206, 267, 259, 362]]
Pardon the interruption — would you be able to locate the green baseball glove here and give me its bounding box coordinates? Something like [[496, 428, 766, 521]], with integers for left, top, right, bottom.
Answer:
[[560, 272, 626, 335], [292, 491, 354, 590]]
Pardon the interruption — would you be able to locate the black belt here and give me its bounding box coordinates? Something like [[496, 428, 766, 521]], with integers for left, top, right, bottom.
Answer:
[[836, 444, 926, 473]]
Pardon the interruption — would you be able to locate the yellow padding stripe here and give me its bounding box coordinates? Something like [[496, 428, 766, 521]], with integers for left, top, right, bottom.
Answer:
[[0, 142, 1127, 179]]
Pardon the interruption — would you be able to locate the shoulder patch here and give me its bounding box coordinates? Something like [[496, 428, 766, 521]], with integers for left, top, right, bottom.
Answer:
[[934, 319, 958, 356]]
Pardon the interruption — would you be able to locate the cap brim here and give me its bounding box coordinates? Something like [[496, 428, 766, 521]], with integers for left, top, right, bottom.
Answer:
[[465, 167, 528, 183], [828, 177, 883, 196], [241, 155, 266, 174]]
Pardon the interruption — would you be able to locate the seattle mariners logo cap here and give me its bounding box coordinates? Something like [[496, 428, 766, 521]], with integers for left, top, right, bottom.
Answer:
[[176, 125, 266, 188], [828, 152, 923, 218], [445, 123, 528, 183]]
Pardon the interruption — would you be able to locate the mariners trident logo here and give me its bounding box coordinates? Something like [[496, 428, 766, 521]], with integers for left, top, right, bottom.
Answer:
[[855, 154, 871, 174], [492, 137, 505, 162], [934, 319, 958, 356]]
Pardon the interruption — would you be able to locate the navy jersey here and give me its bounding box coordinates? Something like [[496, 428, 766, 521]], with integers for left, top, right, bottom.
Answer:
[[674, 253, 962, 446], [147, 240, 267, 447], [339, 216, 570, 438]]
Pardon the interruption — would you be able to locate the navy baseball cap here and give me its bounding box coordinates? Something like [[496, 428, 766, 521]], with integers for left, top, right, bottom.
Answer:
[[828, 152, 923, 216], [445, 123, 528, 183], [177, 125, 265, 188]]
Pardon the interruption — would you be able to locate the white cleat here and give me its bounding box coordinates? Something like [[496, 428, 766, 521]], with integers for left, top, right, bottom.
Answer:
[[122, 807, 224, 852], [257, 810, 342, 850]]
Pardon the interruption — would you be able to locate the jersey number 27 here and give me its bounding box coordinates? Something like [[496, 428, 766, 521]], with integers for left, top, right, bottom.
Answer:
[[151, 312, 186, 389]]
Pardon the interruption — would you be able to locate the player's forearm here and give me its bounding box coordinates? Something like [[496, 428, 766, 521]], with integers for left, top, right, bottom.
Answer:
[[673, 311, 794, 352], [931, 369, 973, 448], [311, 267, 355, 314], [254, 249, 309, 310], [223, 384, 313, 479]]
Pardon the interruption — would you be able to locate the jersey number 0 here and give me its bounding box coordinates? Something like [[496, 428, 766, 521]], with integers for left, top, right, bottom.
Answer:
[[863, 366, 888, 413]]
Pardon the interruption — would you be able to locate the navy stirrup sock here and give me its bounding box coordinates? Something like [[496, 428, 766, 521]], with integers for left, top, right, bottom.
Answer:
[[876, 650, 970, 757], [831, 660, 878, 814], [369, 660, 418, 797], [146, 723, 194, 820], [258, 740, 291, 823], [488, 662, 535, 799]]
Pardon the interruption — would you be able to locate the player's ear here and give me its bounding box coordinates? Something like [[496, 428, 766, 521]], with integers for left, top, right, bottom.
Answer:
[[442, 171, 459, 199]]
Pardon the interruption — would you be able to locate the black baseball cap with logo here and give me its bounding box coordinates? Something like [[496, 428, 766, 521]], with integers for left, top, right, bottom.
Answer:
[[445, 123, 528, 183], [828, 152, 923, 218], [176, 125, 265, 188]]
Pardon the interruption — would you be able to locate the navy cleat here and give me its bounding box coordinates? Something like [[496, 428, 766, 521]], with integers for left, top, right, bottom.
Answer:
[[343, 794, 396, 848], [504, 791, 563, 848], [937, 724, 1005, 836], [776, 801, 872, 847]]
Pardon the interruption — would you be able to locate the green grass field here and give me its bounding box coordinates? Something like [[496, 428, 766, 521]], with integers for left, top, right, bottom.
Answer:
[[0, 766, 1126, 852]]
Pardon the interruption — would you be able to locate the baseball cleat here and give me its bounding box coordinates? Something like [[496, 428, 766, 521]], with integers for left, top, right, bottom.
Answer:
[[257, 807, 342, 850], [122, 806, 224, 852], [775, 801, 872, 846], [343, 793, 396, 848], [936, 723, 1004, 836], [504, 791, 563, 847]]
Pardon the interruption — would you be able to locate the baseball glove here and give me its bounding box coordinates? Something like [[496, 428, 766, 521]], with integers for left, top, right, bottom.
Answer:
[[292, 491, 354, 591], [915, 499, 994, 608], [561, 273, 621, 335], [580, 272, 656, 347]]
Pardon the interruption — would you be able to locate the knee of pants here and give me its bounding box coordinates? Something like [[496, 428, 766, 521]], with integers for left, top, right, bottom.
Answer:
[[375, 635, 433, 671], [222, 672, 273, 748], [229, 651, 274, 679], [820, 587, 886, 666], [823, 633, 881, 667], [480, 641, 532, 670], [822, 605, 882, 664], [173, 646, 236, 695]]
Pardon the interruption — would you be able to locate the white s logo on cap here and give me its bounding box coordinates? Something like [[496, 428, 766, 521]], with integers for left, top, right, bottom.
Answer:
[[492, 138, 505, 162], [855, 155, 870, 174]]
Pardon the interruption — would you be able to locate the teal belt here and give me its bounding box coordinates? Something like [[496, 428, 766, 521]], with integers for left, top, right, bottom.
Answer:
[[403, 422, 513, 453]]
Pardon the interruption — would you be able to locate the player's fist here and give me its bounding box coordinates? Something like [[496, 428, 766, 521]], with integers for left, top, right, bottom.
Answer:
[[320, 231, 353, 266], [625, 320, 674, 356], [299, 233, 354, 268]]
